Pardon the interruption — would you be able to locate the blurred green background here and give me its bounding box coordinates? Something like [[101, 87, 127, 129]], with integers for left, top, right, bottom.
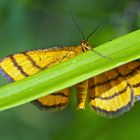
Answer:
[[0, 0, 140, 140]]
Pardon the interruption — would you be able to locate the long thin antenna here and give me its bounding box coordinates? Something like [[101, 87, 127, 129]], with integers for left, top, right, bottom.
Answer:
[[86, 24, 100, 41], [71, 14, 85, 40]]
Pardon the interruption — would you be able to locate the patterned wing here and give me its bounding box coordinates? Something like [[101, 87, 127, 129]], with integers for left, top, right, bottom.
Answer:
[[32, 88, 71, 111], [117, 61, 140, 100], [89, 61, 140, 117], [0, 47, 80, 111]]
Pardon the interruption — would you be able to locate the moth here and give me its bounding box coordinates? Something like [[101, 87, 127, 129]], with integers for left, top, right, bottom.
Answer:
[[0, 21, 139, 118]]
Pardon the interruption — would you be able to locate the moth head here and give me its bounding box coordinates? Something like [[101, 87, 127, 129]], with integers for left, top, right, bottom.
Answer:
[[80, 40, 92, 51]]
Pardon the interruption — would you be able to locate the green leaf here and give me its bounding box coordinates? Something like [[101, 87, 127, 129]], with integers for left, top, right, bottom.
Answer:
[[0, 30, 140, 111]]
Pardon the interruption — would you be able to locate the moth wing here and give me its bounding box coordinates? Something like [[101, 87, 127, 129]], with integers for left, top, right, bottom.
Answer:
[[0, 48, 78, 81], [117, 61, 140, 101], [89, 61, 140, 117], [0, 48, 79, 111], [32, 88, 71, 111]]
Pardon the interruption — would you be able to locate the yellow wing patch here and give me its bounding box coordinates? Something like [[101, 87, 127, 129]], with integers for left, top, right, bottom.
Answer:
[[0, 47, 82, 81], [117, 61, 140, 100], [89, 61, 140, 117], [32, 88, 70, 111]]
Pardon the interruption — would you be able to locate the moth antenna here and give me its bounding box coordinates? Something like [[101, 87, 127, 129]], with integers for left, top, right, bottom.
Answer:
[[86, 24, 100, 41], [71, 13, 85, 40]]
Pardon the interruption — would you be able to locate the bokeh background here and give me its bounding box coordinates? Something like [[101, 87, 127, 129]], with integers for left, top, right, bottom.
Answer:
[[0, 0, 140, 140]]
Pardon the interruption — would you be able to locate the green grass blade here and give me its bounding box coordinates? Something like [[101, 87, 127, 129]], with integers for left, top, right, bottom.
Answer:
[[0, 30, 140, 111]]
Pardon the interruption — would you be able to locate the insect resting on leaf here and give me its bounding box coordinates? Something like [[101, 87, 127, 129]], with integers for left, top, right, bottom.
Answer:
[[0, 18, 140, 118]]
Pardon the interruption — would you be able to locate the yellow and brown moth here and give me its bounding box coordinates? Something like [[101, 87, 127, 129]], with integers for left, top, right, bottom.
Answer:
[[0, 19, 139, 117], [0, 39, 140, 118]]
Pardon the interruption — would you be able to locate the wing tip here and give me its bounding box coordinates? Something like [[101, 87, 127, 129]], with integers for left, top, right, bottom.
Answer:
[[135, 96, 140, 101], [0, 67, 14, 82]]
